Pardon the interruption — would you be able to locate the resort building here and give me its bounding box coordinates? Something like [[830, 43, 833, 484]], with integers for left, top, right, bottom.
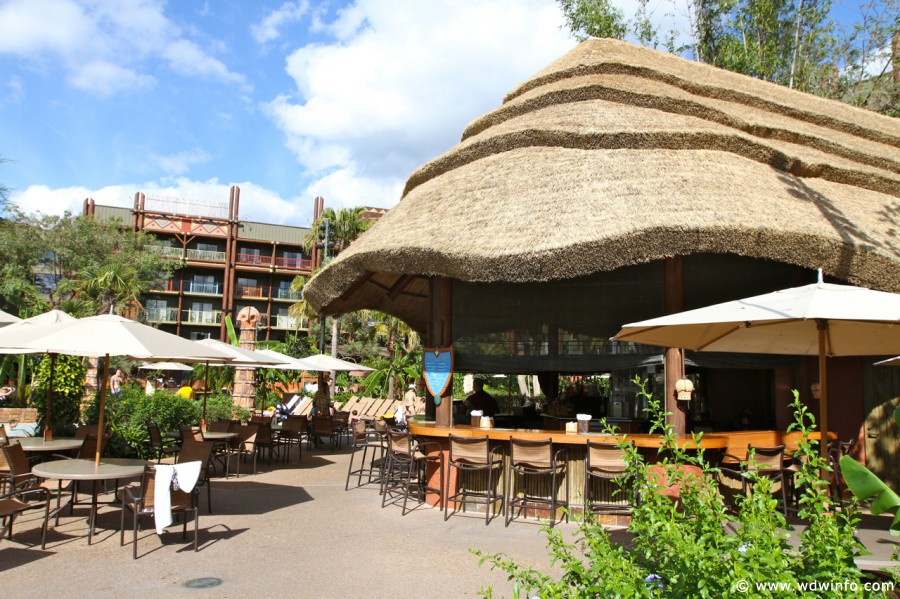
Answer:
[[84, 187, 322, 343]]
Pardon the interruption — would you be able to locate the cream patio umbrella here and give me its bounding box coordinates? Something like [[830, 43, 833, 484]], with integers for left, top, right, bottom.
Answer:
[[293, 353, 374, 374], [612, 274, 900, 449], [13, 315, 232, 463], [193, 338, 290, 425], [874, 356, 900, 367], [0, 309, 21, 327]]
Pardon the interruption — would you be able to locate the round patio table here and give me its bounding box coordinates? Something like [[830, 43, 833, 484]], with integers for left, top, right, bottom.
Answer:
[[32, 457, 148, 544], [17, 437, 84, 453]]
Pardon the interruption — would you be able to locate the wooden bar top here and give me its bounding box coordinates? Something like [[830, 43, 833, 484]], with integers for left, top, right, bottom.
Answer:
[[408, 421, 728, 450]]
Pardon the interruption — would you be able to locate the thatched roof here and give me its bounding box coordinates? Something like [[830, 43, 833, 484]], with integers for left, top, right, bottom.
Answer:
[[304, 38, 900, 332]]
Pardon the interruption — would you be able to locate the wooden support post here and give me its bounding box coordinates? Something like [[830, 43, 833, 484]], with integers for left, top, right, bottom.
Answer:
[[664, 256, 686, 435], [436, 278, 453, 427]]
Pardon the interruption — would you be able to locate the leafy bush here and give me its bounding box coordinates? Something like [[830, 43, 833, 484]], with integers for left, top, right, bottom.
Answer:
[[474, 383, 872, 598], [203, 392, 249, 423], [83, 385, 200, 458], [34, 354, 86, 436]]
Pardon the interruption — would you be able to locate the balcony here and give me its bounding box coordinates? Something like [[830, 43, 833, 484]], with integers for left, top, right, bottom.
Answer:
[[274, 256, 313, 270], [145, 307, 179, 323], [272, 315, 304, 330], [152, 246, 183, 258], [274, 288, 302, 301], [236, 285, 266, 298], [185, 282, 222, 295], [186, 248, 226, 261], [236, 252, 271, 266], [183, 309, 222, 325]]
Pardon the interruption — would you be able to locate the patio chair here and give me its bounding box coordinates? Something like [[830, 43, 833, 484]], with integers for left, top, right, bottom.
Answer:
[[120, 464, 200, 559], [380, 430, 443, 516], [2, 442, 67, 548], [146, 421, 179, 463], [745, 444, 789, 516], [176, 440, 214, 513], [276, 416, 306, 463], [505, 438, 568, 527], [584, 440, 634, 517], [828, 439, 854, 506], [179, 426, 204, 443], [345, 421, 387, 491], [231, 424, 260, 477], [308, 416, 338, 452], [444, 434, 505, 525]]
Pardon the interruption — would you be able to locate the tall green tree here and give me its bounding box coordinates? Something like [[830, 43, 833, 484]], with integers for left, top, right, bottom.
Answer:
[[556, 0, 898, 113]]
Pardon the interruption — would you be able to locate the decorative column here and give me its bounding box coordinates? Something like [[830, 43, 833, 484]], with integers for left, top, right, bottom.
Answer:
[[232, 306, 260, 410], [664, 256, 686, 435]]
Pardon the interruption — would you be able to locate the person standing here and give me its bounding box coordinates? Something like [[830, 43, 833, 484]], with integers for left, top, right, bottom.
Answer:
[[110, 369, 126, 397], [465, 378, 499, 416], [402, 384, 419, 418]]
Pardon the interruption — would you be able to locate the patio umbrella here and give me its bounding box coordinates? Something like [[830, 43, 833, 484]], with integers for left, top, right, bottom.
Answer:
[[255, 349, 311, 371], [138, 361, 194, 372], [0, 309, 21, 327], [874, 356, 900, 367], [293, 353, 375, 373], [13, 315, 231, 463], [193, 338, 289, 425], [0, 310, 79, 441], [612, 274, 900, 448]]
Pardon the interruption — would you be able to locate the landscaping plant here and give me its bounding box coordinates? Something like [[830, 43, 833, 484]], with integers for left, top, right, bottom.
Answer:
[[474, 382, 876, 598]]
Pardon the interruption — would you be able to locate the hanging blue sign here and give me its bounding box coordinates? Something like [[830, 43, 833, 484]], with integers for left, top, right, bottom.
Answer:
[[423, 347, 453, 403]]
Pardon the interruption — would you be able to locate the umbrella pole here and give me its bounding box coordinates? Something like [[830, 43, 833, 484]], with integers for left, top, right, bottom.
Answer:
[[44, 353, 56, 441], [817, 320, 829, 459], [96, 354, 110, 465], [202, 360, 209, 430]]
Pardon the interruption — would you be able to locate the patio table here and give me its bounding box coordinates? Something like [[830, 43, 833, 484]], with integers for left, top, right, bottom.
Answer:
[[17, 437, 84, 453], [32, 457, 148, 544], [202, 431, 238, 478]]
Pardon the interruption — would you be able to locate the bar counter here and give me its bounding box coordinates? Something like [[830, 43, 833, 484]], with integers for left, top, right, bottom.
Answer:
[[408, 421, 729, 450]]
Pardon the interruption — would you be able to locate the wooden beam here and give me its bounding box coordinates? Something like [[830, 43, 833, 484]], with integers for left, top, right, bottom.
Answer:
[[387, 274, 416, 300], [338, 271, 375, 300]]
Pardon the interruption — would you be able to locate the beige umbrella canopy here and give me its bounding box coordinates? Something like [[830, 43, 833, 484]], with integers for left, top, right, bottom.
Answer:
[[0, 309, 21, 327], [293, 353, 375, 373], [302, 38, 900, 332], [13, 315, 231, 462], [612, 277, 900, 446]]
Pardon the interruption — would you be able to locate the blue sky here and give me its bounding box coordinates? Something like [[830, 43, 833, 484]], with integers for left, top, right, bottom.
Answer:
[[0, 0, 575, 225], [0, 0, 883, 227]]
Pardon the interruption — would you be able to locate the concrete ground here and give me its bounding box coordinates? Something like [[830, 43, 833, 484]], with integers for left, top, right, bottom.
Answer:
[[2, 445, 562, 599], [3, 443, 897, 598]]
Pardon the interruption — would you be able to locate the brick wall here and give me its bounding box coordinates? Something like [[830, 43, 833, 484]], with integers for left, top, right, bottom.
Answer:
[[0, 407, 38, 422]]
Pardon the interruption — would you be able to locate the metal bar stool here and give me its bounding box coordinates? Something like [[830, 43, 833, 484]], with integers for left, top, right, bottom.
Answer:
[[345, 421, 387, 491], [444, 434, 505, 525], [746, 444, 789, 516], [584, 440, 634, 517], [505, 437, 568, 527], [381, 430, 443, 515]]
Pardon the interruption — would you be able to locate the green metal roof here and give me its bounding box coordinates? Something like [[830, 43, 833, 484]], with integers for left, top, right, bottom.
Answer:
[[238, 221, 309, 245]]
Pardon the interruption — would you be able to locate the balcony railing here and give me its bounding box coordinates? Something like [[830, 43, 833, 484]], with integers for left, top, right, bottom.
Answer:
[[145, 307, 179, 323], [236, 285, 265, 298], [236, 252, 271, 266], [183, 309, 222, 325], [152, 246, 183, 258], [274, 256, 313, 270], [185, 282, 221, 295], [186, 248, 226, 261], [273, 315, 304, 329], [274, 288, 302, 300]]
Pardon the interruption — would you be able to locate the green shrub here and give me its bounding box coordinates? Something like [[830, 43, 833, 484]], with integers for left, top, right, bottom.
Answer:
[[34, 354, 86, 436], [203, 392, 249, 423], [474, 383, 871, 598], [83, 386, 200, 458]]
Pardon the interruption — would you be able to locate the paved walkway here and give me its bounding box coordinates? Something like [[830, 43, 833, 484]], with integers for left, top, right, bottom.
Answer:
[[2, 446, 559, 598], [3, 444, 897, 598]]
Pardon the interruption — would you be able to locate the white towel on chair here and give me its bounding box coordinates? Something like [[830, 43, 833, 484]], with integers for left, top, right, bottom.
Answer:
[[153, 461, 202, 534]]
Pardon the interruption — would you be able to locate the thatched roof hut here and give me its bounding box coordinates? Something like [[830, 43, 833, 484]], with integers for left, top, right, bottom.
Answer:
[[303, 38, 900, 333]]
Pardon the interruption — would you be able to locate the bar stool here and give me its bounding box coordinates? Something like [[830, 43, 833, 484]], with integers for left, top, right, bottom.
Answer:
[[505, 437, 568, 527], [345, 421, 387, 491], [444, 434, 505, 525], [746, 444, 788, 516], [381, 430, 443, 515], [584, 440, 633, 516]]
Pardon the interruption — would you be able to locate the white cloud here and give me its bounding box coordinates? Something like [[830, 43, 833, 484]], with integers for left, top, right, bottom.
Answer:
[[251, 1, 310, 44], [150, 150, 212, 176], [0, 0, 245, 96], [263, 0, 575, 211], [10, 178, 314, 227]]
